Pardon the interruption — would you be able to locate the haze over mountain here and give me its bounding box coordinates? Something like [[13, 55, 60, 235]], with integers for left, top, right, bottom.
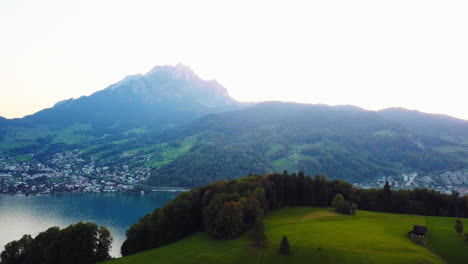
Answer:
[[378, 108, 468, 142], [1, 65, 468, 187], [139, 102, 468, 186]]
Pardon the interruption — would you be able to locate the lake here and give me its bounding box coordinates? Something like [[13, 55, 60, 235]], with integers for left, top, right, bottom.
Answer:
[[0, 192, 179, 257]]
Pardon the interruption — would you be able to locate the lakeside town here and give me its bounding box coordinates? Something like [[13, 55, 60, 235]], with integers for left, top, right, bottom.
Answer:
[[355, 171, 468, 196], [1, 151, 468, 196], [0, 151, 174, 195]]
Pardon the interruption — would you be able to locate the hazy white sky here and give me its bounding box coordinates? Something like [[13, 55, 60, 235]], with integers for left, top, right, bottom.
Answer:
[[1, 0, 467, 119]]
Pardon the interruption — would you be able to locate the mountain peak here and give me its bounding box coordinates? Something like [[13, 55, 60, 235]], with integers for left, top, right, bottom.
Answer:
[[103, 64, 237, 109], [146, 63, 198, 81]]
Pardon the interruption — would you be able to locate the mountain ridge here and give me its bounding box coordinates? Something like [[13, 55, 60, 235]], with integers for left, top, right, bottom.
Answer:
[[378, 107, 468, 142], [140, 101, 467, 186]]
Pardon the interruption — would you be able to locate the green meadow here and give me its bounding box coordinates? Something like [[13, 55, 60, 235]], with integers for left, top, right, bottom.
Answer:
[[102, 207, 468, 264]]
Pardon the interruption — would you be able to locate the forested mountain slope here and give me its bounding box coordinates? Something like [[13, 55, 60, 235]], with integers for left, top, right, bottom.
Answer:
[[140, 102, 468, 186]]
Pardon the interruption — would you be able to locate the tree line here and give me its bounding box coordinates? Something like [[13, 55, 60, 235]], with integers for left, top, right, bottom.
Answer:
[[121, 171, 468, 256]]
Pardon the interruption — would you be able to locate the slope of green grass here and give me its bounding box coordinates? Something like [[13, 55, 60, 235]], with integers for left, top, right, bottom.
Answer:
[[103, 208, 468, 264], [145, 136, 197, 168], [426, 216, 468, 264]]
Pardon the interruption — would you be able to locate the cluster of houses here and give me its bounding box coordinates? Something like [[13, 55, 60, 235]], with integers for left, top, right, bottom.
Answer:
[[0, 151, 150, 195], [356, 171, 468, 196]]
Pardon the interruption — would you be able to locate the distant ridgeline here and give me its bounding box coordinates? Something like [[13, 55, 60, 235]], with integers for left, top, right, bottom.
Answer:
[[121, 172, 468, 256]]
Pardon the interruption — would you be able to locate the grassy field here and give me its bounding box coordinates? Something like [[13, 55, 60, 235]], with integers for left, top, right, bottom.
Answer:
[[102, 207, 467, 264]]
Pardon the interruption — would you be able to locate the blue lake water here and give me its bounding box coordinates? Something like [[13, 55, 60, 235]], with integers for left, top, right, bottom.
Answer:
[[0, 192, 178, 257]]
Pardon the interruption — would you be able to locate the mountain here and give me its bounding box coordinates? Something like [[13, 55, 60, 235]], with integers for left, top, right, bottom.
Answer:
[[2, 66, 468, 187], [378, 108, 468, 143], [10, 64, 241, 130], [0, 64, 245, 154]]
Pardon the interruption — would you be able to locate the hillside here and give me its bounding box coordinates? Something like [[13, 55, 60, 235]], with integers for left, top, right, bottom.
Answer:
[[102, 207, 467, 264], [141, 102, 468, 186], [378, 108, 468, 144]]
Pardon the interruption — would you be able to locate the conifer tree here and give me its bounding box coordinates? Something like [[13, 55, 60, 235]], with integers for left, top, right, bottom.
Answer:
[[279, 235, 290, 254]]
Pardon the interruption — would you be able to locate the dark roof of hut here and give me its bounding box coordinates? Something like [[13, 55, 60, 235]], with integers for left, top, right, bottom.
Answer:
[[412, 225, 428, 234]]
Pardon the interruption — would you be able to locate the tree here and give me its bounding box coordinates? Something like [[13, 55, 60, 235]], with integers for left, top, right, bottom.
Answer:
[[465, 233, 468, 243], [314, 174, 328, 206], [279, 235, 290, 254], [380, 181, 392, 211], [351, 203, 358, 215], [332, 194, 345, 210], [95, 226, 113, 262], [337, 201, 352, 215], [214, 201, 245, 238], [31, 227, 61, 264], [451, 191, 460, 217], [249, 213, 268, 247], [455, 219, 464, 235], [0, 235, 32, 264]]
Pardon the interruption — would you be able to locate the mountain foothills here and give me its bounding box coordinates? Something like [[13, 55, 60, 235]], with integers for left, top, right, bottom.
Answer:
[[1, 64, 468, 190]]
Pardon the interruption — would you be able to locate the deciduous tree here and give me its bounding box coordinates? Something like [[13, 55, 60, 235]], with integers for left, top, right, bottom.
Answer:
[[214, 201, 245, 238], [332, 194, 345, 210], [249, 213, 268, 247]]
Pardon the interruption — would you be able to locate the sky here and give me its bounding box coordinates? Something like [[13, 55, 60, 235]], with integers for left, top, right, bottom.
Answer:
[[1, 0, 467, 120]]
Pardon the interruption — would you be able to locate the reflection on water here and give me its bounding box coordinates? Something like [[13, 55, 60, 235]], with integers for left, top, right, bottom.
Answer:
[[0, 192, 178, 257]]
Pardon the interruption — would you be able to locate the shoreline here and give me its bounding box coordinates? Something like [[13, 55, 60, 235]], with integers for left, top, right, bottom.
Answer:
[[0, 187, 188, 196]]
